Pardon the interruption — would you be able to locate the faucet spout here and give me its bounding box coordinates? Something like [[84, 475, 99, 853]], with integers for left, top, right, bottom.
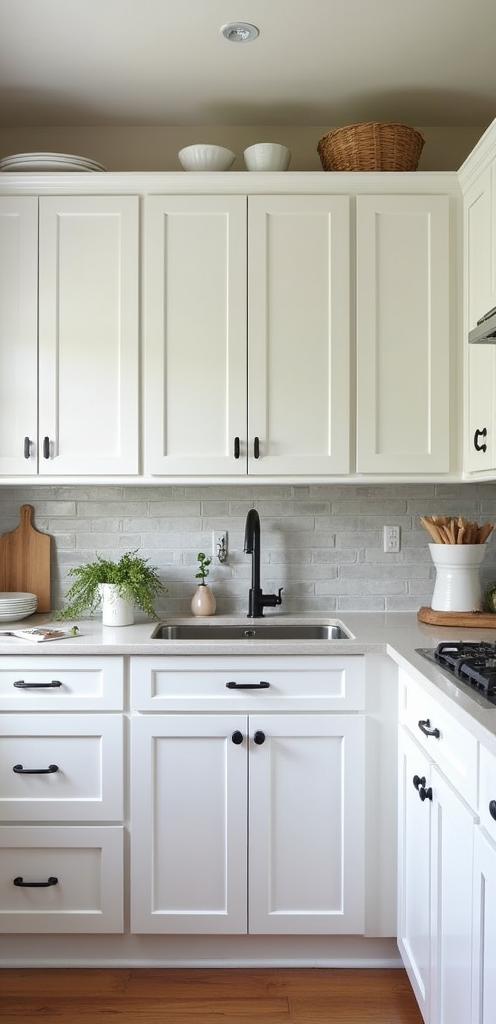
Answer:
[[243, 508, 283, 618]]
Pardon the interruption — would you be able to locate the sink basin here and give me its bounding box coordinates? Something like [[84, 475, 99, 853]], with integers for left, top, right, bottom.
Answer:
[[152, 622, 351, 641]]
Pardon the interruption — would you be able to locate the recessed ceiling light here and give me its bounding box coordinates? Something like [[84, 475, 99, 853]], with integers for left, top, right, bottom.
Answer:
[[220, 22, 259, 43]]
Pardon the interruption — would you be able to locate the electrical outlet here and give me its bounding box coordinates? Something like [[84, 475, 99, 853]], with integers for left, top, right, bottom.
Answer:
[[384, 525, 400, 553], [212, 530, 228, 564]]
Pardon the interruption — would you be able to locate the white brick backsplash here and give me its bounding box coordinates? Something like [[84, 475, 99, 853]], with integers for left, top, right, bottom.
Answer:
[[1, 483, 496, 616]]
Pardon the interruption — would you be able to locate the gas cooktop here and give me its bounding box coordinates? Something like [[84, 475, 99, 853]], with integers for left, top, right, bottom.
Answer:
[[416, 641, 496, 709]]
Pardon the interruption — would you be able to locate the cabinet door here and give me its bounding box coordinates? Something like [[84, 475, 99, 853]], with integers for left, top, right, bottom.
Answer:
[[397, 727, 431, 1021], [248, 713, 364, 934], [38, 196, 139, 475], [472, 826, 496, 1024], [143, 195, 247, 475], [430, 765, 475, 1024], [464, 167, 496, 473], [130, 714, 248, 934], [0, 197, 38, 475], [356, 195, 451, 474], [248, 195, 350, 475]]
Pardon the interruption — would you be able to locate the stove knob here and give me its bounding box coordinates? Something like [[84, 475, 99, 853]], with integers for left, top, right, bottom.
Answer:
[[489, 799, 496, 821]]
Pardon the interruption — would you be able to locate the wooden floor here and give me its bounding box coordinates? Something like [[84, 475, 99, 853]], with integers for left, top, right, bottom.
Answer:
[[0, 967, 423, 1023]]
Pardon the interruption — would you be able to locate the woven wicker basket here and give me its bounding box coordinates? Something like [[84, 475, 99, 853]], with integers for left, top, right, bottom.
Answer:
[[317, 121, 425, 172]]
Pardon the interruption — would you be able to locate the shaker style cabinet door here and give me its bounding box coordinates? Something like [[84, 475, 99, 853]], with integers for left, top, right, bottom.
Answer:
[[356, 194, 451, 474], [38, 196, 140, 475], [248, 195, 350, 476], [0, 197, 38, 475], [143, 195, 248, 476], [464, 166, 496, 474]]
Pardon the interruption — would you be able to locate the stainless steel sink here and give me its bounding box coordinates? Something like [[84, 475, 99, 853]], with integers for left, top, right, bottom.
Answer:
[[152, 622, 351, 641]]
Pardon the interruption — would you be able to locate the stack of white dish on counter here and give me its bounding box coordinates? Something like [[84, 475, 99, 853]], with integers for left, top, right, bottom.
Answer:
[[0, 592, 37, 621], [0, 152, 107, 172]]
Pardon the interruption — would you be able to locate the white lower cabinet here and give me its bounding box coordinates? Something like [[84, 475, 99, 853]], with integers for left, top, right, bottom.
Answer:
[[471, 826, 496, 1023], [398, 726, 476, 1024], [130, 655, 366, 936], [0, 656, 125, 934]]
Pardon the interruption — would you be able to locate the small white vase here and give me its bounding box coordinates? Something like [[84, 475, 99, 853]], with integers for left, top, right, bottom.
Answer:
[[191, 584, 216, 617], [101, 584, 135, 626], [428, 543, 487, 612]]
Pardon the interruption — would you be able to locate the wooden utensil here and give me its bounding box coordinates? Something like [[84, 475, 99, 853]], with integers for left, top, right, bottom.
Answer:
[[0, 505, 51, 611]]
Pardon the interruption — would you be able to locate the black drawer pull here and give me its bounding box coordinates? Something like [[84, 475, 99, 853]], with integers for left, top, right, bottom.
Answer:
[[419, 785, 433, 802], [14, 876, 58, 888], [413, 775, 426, 790], [474, 427, 488, 453], [418, 718, 440, 739], [489, 800, 496, 821], [14, 680, 63, 689], [13, 764, 59, 775], [226, 681, 270, 689], [254, 436, 260, 459], [231, 730, 244, 745], [43, 436, 50, 459], [23, 436, 32, 459], [233, 436, 240, 459], [254, 730, 266, 745]]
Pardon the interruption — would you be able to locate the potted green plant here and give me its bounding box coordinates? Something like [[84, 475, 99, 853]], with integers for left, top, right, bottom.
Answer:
[[54, 550, 166, 625], [191, 552, 216, 616]]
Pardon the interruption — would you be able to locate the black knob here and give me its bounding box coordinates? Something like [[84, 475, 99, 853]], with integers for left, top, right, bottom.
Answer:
[[231, 730, 243, 745], [474, 427, 488, 453], [489, 799, 496, 821], [254, 730, 265, 745], [413, 775, 426, 790], [419, 786, 433, 802]]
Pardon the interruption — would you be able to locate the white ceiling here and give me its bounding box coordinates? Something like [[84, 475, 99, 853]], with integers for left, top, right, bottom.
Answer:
[[1, 0, 495, 130]]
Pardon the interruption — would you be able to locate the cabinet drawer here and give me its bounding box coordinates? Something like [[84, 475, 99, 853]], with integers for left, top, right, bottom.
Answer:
[[0, 825, 123, 932], [479, 744, 496, 842], [0, 656, 124, 710], [130, 655, 365, 711], [0, 715, 123, 820], [398, 668, 477, 806]]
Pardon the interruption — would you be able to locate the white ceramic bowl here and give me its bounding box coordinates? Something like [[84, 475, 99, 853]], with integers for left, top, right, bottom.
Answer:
[[178, 145, 236, 172], [243, 143, 291, 171]]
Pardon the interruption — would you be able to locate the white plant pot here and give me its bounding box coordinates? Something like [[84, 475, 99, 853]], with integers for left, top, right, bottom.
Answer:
[[191, 584, 216, 617], [428, 543, 487, 612], [101, 584, 135, 626]]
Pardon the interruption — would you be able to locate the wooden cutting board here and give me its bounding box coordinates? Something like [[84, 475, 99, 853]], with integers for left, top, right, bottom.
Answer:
[[418, 606, 496, 628], [0, 505, 51, 612]]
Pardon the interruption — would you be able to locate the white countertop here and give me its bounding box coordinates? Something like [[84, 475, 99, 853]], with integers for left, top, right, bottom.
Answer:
[[3, 610, 496, 755]]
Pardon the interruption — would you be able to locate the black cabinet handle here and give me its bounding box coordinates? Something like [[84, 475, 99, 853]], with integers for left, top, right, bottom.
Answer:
[[226, 681, 270, 690], [474, 428, 488, 452], [13, 764, 59, 775], [14, 680, 62, 689], [233, 437, 240, 459], [419, 785, 433, 802], [14, 876, 58, 888], [231, 730, 244, 745], [253, 436, 260, 459], [23, 436, 32, 459], [413, 775, 426, 790], [254, 730, 266, 745], [43, 436, 50, 459], [489, 800, 496, 821], [418, 718, 440, 739]]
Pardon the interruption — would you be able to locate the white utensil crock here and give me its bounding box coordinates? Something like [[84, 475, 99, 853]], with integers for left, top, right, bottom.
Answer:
[[428, 543, 487, 612], [101, 584, 134, 626]]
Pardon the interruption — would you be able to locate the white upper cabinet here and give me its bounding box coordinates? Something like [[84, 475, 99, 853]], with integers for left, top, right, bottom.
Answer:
[[0, 198, 38, 475], [356, 194, 451, 474], [464, 165, 496, 474], [247, 195, 350, 476], [38, 196, 140, 475], [143, 193, 350, 477], [0, 195, 139, 477], [143, 195, 248, 476]]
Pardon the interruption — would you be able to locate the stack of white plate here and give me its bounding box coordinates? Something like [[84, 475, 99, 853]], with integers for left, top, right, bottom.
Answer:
[[0, 592, 38, 622], [0, 152, 107, 172]]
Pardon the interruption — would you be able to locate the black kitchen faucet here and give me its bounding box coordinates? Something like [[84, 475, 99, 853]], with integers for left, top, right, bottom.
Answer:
[[243, 508, 283, 618]]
